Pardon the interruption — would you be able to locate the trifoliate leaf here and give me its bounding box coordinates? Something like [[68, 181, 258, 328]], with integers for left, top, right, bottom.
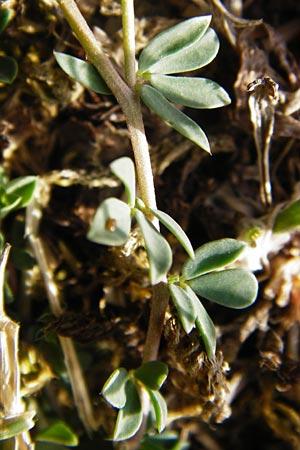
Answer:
[[54, 51, 111, 94], [138, 16, 212, 74], [150, 208, 194, 259], [135, 209, 172, 284], [182, 238, 246, 280], [188, 268, 258, 309], [149, 75, 231, 109], [141, 85, 210, 153], [169, 284, 197, 334], [102, 367, 129, 409], [134, 361, 168, 390], [147, 389, 167, 433], [113, 380, 143, 441], [87, 197, 131, 246], [110, 157, 136, 208]]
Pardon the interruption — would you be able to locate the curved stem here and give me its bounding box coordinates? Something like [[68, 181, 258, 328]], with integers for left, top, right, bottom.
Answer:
[[57, 0, 157, 212]]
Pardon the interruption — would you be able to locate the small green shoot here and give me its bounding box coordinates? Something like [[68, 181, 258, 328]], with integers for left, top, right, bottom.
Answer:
[[273, 198, 300, 233]]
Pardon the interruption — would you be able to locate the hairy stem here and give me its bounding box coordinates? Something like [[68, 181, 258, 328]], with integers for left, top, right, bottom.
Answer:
[[57, 0, 157, 212], [121, 0, 136, 87]]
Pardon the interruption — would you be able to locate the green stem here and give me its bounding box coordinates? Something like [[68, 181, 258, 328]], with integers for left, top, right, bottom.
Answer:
[[121, 0, 136, 88], [57, 0, 157, 212]]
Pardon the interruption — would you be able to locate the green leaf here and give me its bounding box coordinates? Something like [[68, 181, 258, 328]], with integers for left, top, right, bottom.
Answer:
[[0, 412, 35, 440], [143, 28, 219, 75], [0, 55, 18, 84], [102, 367, 129, 409], [138, 16, 212, 73], [113, 379, 143, 441], [6, 176, 36, 208], [54, 51, 111, 94], [135, 209, 172, 284], [150, 209, 194, 259], [0, 8, 13, 34], [110, 157, 136, 208], [188, 268, 258, 309], [169, 284, 196, 334], [182, 238, 246, 280], [149, 75, 231, 109], [141, 85, 210, 153], [192, 291, 216, 359], [87, 197, 131, 246], [273, 199, 300, 233], [134, 361, 168, 390], [0, 195, 22, 219], [147, 389, 167, 433], [36, 422, 78, 446]]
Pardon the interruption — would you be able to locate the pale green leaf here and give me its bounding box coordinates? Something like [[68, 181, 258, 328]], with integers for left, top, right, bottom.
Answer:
[[113, 380, 143, 441], [141, 85, 210, 153], [134, 361, 168, 391], [102, 367, 129, 409], [0, 412, 35, 440], [147, 389, 167, 433], [6, 176, 36, 208], [190, 288, 216, 359], [0, 56, 18, 84], [135, 210, 172, 284], [54, 51, 111, 94], [150, 208, 194, 259], [87, 197, 131, 246], [144, 28, 219, 75], [36, 421, 78, 446], [169, 284, 196, 334], [273, 199, 300, 233], [149, 75, 231, 109], [188, 268, 258, 309], [182, 238, 246, 280], [138, 16, 212, 73], [110, 157, 136, 208]]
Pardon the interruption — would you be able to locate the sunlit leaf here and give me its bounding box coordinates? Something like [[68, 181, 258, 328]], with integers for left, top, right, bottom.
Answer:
[[138, 16, 212, 74], [273, 199, 300, 233], [135, 209, 172, 284], [36, 421, 78, 446], [0, 55, 18, 84], [102, 367, 129, 409], [192, 290, 216, 359], [141, 85, 210, 153], [87, 197, 131, 246], [6, 176, 36, 208], [0, 412, 35, 440], [147, 389, 167, 433], [188, 268, 258, 309], [110, 157, 136, 208], [0, 8, 13, 34], [134, 361, 168, 391], [113, 379, 143, 441], [144, 28, 219, 75], [54, 51, 111, 94], [182, 238, 246, 280], [149, 75, 231, 109], [150, 209, 194, 259], [169, 284, 196, 334]]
